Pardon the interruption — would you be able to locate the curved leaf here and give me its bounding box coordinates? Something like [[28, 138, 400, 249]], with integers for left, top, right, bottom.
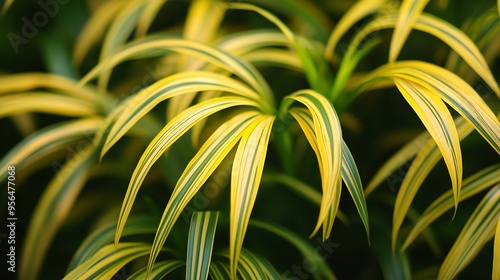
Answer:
[[128, 260, 185, 280], [209, 261, 231, 280], [187, 211, 219, 280], [230, 115, 274, 278], [101, 72, 262, 156], [281, 90, 342, 239], [324, 0, 386, 62], [390, 0, 430, 62], [131, 112, 260, 274], [494, 216, 500, 280], [20, 146, 96, 280]]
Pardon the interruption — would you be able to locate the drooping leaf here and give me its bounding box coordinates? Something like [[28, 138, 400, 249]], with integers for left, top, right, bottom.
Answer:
[[128, 260, 185, 280]]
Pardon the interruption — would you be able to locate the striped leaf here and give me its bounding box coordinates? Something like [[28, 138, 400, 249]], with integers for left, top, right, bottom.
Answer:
[[289, 108, 368, 240], [67, 215, 158, 271], [0, 93, 99, 117], [438, 185, 500, 280], [250, 220, 337, 280], [324, 0, 387, 62], [136, 0, 168, 36], [494, 217, 500, 280], [209, 261, 231, 280], [20, 146, 96, 280], [0, 73, 106, 107], [187, 211, 219, 280], [220, 249, 280, 280], [0, 118, 101, 182], [390, 0, 430, 62], [402, 164, 500, 250], [392, 78, 462, 248], [230, 115, 275, 279], [73, 0, 126, 65], [63, 243, 152, 280], [227, 2, 331, 93], [101, 72, 262, 156], [78, 39, 273, 106], [133, 112, 260, 274], [128, 260, 185, 280], [280, 90, 342, 239], [115, 97, 256, 241]]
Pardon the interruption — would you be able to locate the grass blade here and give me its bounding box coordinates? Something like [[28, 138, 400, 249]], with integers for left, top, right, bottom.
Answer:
[[230, 115, 275, 278], [140, 112, 260, 274], [187, 211, 219, 280], [209, 261, 231, 280], [390, 0, 430, 62], [438, 185, 500, 280]]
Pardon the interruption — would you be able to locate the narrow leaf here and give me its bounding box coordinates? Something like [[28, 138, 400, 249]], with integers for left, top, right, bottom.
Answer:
[[187, 211, 219, 280], [230, 115, 275, 279], [128, 260, 185, 280], [494, 216, 500, 280], [403, 164, 500, 250]]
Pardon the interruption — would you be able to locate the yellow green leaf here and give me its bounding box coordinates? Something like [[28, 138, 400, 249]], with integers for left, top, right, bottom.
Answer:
[[209, 261, 231, 280], [21, 146, 96, 280], [187, 211, 219, 280], [63, 243, 152, 280], [0, 118, 101, 183], [438, 185, 500, 280], [402, 164, 500, 250], [125, 112, 260, 275], [230, 115, 275, 279], [281, 90, 342, 239], [1, 0, 13, 14], [0, 93, 99, 117], [101, 72, 263, 156], [389, 0, 430, 62], [494, 216, 500, 280]]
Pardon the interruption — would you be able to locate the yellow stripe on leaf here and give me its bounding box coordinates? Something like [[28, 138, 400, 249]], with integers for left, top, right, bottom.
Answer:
[[187, 211, 219, 280], [141, 112, 260, 275], [230, 115, 275, 279]]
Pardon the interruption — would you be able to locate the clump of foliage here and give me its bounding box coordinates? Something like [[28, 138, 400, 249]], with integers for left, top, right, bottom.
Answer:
[[1, 0, 499, 279]]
